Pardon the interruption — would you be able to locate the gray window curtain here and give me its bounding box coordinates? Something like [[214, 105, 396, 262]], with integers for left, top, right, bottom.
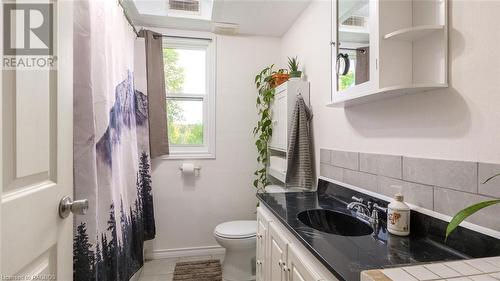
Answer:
[[139, 29, 169, 157]]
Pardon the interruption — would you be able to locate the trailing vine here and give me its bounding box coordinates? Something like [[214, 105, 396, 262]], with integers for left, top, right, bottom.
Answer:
[[253, 65, 276, 193]]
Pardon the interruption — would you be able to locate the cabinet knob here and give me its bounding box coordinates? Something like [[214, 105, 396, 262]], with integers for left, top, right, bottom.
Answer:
[[258, 234, 263, 239], [257, 260, 262, 265], [283, 265, 289, 272], [278, 260, 283, 267]]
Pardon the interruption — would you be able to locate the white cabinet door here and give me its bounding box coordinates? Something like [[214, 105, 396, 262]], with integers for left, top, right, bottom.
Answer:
[[287, 244, 322, 281], [276, 91, 287, 150], [257, 209, 268, 281], [1, 1, 74, 280], [269, 92, 280, 148], [270, 90, 287, 151], [269, 222, 289, 281]]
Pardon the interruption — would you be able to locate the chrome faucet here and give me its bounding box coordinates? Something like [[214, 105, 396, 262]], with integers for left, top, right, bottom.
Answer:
[[346, 197, 371, 216], [347, 196, 372, 222], [347, 196, 387, 227]]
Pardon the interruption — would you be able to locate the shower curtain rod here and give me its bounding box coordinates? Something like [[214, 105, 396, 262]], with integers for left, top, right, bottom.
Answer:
[[152, 34, 213, 41]]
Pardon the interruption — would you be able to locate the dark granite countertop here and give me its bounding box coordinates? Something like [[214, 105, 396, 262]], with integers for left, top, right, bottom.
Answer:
[[257, 180, 500, 281]]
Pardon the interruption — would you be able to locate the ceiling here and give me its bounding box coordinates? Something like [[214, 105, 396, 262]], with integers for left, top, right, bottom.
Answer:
[[124, 0, 312, 37]]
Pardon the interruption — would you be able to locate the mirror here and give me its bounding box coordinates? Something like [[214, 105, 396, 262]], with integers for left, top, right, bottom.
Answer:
[[336, 0, 370, 92]]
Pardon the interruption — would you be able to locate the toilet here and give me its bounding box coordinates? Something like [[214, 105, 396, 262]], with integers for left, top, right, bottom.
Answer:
[[214, 220, 257, 281]]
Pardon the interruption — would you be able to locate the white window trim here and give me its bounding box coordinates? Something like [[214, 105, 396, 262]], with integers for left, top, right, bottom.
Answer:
[[162, 36, 216, 160]]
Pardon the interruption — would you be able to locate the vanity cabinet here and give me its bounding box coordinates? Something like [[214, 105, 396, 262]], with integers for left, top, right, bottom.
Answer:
[[268, 80, 310, 184], [256, 208, 271, 281], [269, 223, 290, 281], [256, 206, 338, 281], [288, 244, 323, 281], [329, 0, 448, 107]]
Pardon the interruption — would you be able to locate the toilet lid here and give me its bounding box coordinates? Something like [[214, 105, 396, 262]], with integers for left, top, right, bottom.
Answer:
[[215, 220, 257, 239]]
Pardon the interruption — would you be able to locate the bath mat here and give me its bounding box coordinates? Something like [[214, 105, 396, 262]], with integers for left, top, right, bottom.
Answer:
[[173, 259, 222, 281]]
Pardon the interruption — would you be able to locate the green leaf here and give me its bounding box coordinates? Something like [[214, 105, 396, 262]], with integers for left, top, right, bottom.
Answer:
[[445, 199, 500, 240], [482, 173, 500, 184]]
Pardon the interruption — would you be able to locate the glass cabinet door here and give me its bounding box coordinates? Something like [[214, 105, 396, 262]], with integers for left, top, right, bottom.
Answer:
[[336, 0, 370, 92]]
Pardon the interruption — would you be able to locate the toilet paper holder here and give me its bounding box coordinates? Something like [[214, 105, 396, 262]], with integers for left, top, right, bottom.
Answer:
[[178, 165, 202, 172]]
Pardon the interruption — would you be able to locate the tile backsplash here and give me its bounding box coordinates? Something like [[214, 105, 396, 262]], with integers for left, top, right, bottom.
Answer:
[[319, 149, 500, 232]]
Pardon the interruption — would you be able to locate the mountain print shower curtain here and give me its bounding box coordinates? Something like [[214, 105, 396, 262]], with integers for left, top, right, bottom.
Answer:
[[73, 1, 155, 280]]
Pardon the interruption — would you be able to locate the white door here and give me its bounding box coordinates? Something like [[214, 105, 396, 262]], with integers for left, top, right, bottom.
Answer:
[[1, 1, 75, 280], [269, 222, 289, 281]]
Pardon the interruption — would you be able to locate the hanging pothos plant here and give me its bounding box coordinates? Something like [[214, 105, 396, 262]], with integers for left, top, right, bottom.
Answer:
[[253, 65, 276, 193]]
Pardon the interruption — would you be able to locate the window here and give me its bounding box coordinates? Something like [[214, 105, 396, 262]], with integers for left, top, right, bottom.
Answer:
[[163, 37, 215, 159]]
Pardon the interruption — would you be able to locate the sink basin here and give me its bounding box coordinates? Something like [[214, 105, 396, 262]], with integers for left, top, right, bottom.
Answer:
[[297, 209, 373, 236]]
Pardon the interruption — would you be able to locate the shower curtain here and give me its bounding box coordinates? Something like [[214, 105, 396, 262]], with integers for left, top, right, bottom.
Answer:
[[73, 1, 155, 281]]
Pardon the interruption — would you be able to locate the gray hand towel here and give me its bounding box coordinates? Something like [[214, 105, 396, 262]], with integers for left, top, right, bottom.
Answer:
[[285, 95, 313, 189]]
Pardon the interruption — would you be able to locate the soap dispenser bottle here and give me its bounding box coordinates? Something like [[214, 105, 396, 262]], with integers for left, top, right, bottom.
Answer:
[[387, 191, 410, 236]]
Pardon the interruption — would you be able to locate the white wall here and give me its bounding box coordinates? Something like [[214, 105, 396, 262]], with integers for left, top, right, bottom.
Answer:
[[139, 34, 281, 256], [281, 0, 500, 168], [143, 0, 500, 256]]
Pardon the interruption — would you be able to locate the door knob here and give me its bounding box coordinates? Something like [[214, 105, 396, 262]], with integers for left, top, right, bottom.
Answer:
[[59, 196, 89, 218]]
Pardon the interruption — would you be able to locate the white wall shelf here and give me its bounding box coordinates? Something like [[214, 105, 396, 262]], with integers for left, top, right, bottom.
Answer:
[[328, 83, 448, 107], [384, 25, 444, 41], [269, 146, 286, 153], [268, 166, 286, 183]]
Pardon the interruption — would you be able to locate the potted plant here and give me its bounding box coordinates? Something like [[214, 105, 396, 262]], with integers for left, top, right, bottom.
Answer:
[[446, 173, 500, 240], [288, 56, 302, 79], [271, 69, 289, 88]]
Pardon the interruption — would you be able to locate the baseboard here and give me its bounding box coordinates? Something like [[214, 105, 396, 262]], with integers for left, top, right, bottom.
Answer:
[[145, 245, 225, 260]]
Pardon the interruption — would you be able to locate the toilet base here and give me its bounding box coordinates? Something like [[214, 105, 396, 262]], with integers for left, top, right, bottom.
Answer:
[[222, 249, 256, 281]]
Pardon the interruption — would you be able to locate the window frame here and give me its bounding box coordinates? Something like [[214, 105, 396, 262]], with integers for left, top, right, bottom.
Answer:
[[162, 36, 216, 160]]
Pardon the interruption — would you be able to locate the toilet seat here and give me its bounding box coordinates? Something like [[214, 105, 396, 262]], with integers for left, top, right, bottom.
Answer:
[[214, 220, 256, 239]]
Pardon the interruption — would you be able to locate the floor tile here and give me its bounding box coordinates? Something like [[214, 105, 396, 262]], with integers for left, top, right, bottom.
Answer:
[[139, 274, 173, 281], [142, 259, 177, 276], [211, 253, 225, 262], [178, 255, 213, 262]]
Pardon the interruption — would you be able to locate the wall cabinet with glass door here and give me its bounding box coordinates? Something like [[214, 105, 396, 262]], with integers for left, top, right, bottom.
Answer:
[[329, 0, 448, 107]]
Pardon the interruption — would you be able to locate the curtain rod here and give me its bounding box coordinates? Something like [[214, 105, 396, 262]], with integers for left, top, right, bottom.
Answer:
[[153, 34, 213, 42]]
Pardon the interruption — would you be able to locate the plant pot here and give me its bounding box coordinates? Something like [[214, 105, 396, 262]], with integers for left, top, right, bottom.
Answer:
[[271, 73, 289, 88], [289, 71, 302, 78]]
